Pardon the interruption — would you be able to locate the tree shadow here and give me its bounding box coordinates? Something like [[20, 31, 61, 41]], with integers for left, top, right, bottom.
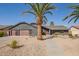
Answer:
[[0, 45, 24, 49], [16, 45, 24, 48]]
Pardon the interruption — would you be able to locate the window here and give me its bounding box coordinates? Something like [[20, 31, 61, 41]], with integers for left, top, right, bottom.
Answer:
[[15, 30, 20, 36]]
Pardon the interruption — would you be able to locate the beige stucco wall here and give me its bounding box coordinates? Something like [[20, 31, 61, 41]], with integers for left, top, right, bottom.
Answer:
[[69, 27, 79, 36], [12, 30, 16, 36], [20, 30, 31, 36], [11, 30, 31, 36]]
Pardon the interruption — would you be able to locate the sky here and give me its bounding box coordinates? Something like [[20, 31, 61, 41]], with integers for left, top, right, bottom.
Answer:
[[0, 3, 79, 28]]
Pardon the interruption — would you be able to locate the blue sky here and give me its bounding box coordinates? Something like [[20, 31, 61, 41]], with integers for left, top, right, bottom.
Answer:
[[0, 3, 79, 28]]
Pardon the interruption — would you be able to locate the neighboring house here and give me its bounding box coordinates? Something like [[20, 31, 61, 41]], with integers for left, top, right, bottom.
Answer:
[[69, 25, 79, 36], [0, 22, 50, 36], [46, 25, 68, 35]]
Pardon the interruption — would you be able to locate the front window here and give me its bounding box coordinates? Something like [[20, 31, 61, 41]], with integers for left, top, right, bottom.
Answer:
[[15, 30, 20, 36]]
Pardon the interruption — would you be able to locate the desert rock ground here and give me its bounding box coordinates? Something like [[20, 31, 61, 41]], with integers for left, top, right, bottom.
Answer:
[[0, 35, 79, 56]]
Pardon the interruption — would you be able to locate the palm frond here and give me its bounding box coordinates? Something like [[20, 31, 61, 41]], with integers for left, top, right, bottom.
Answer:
[[35, 3, 40, 11], [22, 11, 36, 16], [72, 10, 79, 15], [34, 4, 40, 15], [43, 16, 48, 21], [43, 4, 56, 13], [63, 4, 79, 23], [43, 11, 53, 15], [43, 16, 48, 24], [74, 16, 79, 23], [28, 3, 39, 16], [68, 16, 76, 23], [42, 3, 50, 11], [35, 3, 44, 15], [63, 16, 69, 21], [24, 3, 55, 24], [69, 4, 79, 9], [43, 20, 47, 25], [63, 13, 76, 21], [45, 6, 56, 11]]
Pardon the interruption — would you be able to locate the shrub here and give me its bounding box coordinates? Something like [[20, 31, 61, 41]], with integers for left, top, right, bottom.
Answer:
[[0, 32, 5, 37], [75, 34, 79, 37], [68, 34, 73, 38], [8, 40, 18, 49], [42, 32, 46, 35]]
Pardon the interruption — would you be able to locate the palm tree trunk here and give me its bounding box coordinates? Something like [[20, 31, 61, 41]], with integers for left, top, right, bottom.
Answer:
[[37, 24, 42, 40], [37, 17, 42, 40]]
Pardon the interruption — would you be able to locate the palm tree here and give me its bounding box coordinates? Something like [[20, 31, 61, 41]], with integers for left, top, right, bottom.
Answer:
[[23, 3, 56, 40], [63, 4, 79, 23]]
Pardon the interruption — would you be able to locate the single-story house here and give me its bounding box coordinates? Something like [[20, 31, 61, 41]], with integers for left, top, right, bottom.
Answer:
[[0, 22, 50, 36], [0, 22, 68, 36], [46, 25, 68, 35], [69, 25, 79, 36]]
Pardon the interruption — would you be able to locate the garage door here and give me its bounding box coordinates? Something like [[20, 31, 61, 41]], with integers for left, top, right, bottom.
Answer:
[[20, 30, 31, 36]]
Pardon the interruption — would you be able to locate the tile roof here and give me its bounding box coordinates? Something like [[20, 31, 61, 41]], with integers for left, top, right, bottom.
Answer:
[[46, 25, 68, 30], [0, 25, 13, 30], [0, 22, 68, 31], [0, 25, 10, 30], [72, 25, 79, 29], [0, 22, 50, 30], [8, 22, 37, 30]]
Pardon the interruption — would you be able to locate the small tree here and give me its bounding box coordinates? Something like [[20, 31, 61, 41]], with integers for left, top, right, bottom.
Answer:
[[0, 32, 5, 37]]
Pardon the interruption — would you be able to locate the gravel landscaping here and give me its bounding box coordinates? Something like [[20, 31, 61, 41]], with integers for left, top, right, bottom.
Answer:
[[0, 35, 79, 56]]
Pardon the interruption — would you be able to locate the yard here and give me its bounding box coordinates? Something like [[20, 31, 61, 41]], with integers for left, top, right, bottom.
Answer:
[[0, 35, 79, 56]]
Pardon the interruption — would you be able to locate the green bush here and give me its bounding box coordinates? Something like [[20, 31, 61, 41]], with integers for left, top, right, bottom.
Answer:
[[75, 34, 79, 37], [0, 32, 5, 37], [42, 32, 46, 35], [8, 40, 18, 49], [68, 34, 73, 38]]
